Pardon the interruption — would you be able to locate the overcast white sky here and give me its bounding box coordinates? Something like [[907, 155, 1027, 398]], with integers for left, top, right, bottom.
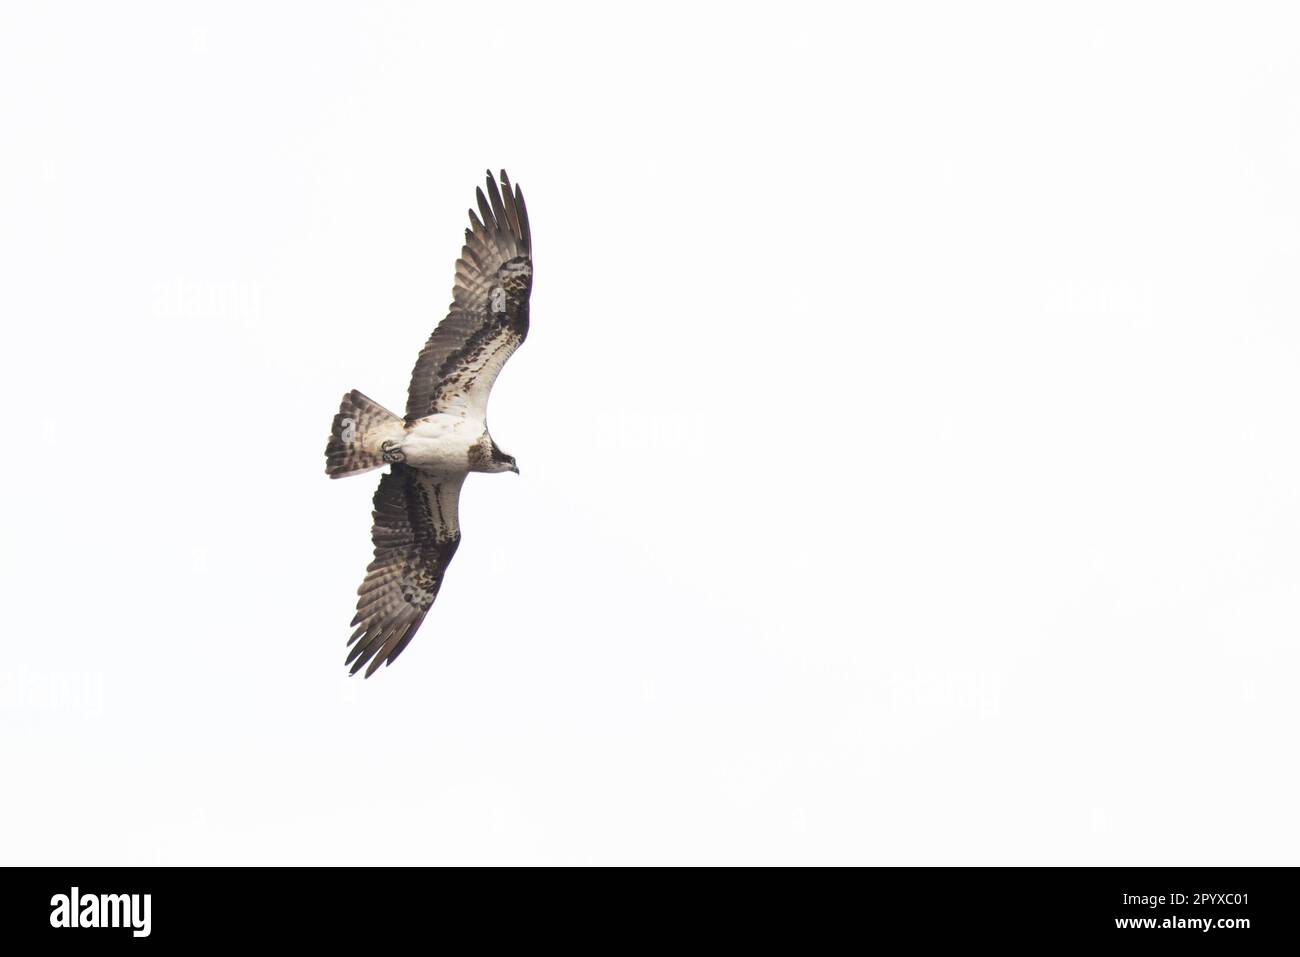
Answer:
[[2, 2, 1298, 865]]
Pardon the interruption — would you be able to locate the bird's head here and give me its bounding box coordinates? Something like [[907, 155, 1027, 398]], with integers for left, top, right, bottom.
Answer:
[[489, 442, 519, 475], [470, 432, 520, 474]]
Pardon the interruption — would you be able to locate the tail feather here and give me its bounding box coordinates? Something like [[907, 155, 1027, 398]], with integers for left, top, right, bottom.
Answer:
[[325, 390, 404, 478]]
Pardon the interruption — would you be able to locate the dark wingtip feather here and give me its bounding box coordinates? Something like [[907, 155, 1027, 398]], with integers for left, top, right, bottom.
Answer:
[[515, 185, 530, 251], [345, 635, 369, 665], [475, 187, 494, 233], [387, 628, 419, 665], [498, 170, 524, 243], [364, 651, 388, 678], [483, 172, 509, 237]]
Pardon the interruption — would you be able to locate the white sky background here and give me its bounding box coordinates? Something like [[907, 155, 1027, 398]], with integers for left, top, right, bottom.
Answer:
[[1, 2, 1298, 865]]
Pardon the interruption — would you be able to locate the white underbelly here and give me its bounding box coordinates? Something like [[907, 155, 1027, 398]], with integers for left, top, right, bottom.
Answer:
[[401, 414, 478, 472]]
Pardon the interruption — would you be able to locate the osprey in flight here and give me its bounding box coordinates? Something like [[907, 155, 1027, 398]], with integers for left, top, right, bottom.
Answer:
[[324, 170, 532, 676]]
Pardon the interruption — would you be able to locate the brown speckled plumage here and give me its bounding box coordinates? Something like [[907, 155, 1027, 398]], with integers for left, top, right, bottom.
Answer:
[[405, 170, 532, 422], [345, 465, 463, 677]]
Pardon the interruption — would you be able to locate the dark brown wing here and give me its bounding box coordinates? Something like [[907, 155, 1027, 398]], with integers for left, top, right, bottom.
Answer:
[[346, 465, 464, 677], [406, 169, 533, 422]]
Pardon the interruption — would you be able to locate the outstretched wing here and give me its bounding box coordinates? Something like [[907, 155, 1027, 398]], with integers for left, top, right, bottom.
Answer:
[[346, 465, 464, 677], [406, 169, 533, 422]]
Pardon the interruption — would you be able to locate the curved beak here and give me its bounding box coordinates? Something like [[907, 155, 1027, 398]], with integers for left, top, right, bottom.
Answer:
[[509, 463, 520, 475]]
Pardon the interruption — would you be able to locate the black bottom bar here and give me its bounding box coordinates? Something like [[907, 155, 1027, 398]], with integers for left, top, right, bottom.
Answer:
[[1, 866, 1293, 945]]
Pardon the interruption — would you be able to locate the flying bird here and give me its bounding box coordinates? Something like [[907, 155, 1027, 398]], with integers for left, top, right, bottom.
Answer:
[[324, 169, 532, 676]]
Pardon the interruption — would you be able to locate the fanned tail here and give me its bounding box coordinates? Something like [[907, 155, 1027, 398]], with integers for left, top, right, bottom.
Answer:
[[324, 390, 404, 478]]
